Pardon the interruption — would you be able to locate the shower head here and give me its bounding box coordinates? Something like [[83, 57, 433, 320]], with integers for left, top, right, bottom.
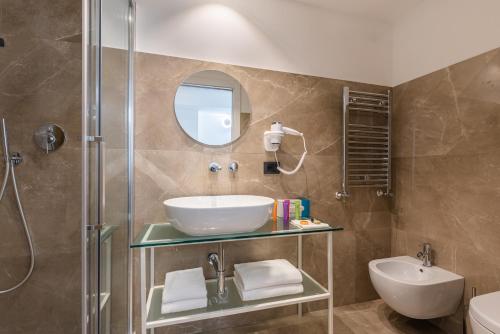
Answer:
[[1, 118, 9, 164]]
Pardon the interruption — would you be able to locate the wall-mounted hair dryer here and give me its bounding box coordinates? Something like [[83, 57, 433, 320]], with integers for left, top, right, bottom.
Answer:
[[263, 122, 307, 175]]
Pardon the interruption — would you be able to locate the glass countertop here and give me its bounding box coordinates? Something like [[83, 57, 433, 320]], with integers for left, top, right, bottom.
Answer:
[[131, 219, 343, 248]]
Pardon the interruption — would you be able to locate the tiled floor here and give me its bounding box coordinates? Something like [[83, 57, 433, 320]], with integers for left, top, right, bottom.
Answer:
[[332, 300, 447, 334], [205, 300, 447, 334]]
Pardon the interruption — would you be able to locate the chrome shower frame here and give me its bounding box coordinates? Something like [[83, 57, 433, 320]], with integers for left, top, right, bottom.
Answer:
[[81, 0, 135, 332]]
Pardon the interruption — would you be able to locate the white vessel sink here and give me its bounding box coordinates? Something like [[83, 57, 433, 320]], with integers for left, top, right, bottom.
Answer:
[[369, 256, 464, 319], [163, 195, 274, 236]]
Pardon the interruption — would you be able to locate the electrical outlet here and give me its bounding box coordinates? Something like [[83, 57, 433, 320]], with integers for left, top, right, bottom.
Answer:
[[263, 161, 280, 174]]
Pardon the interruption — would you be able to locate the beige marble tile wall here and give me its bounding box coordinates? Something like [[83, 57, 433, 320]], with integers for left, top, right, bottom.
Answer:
[[0, 0, 82, 333], [134, 52, 392, 332], [391, 48, 500, 331]]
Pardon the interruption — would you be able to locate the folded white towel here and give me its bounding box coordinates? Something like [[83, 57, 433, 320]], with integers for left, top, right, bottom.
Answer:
[[233, 274, 303, 301], [162, 267, 207, 304], [161, 298, 207, 314], [234, 259, 302, 290]]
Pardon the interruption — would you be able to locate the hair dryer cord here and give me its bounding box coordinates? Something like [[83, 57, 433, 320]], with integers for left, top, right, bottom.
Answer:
[[274, 133, 307, 175]]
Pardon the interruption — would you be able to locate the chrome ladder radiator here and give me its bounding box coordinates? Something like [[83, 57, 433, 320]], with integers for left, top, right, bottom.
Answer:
[[336, 87, 392, 200]]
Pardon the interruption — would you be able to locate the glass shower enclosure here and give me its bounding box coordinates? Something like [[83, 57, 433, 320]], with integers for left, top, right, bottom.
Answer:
[[82, 0, 134, 333]]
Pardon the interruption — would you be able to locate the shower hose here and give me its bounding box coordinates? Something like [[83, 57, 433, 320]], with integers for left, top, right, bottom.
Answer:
[[0, 119, 35, 294]]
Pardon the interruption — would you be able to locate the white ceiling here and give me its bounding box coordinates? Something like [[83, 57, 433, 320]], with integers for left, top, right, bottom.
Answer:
[[136, 0, 500, 85], [294, 0, 423, 23]]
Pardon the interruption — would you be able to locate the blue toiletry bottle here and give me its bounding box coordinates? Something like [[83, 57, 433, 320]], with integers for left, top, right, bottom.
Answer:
[[300, 198, 310, 218]]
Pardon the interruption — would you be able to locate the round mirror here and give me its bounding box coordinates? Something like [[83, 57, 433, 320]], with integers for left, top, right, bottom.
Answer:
[[174, 70, 251, 146]]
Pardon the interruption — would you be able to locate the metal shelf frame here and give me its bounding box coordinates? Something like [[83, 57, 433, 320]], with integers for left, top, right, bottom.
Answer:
[[135, 226, 335, 334]]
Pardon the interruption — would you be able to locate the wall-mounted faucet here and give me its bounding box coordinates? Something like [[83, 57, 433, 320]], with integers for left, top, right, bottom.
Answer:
[[417, 243, 432, 267], [209, 162, 222, 173], [228, 161, 238, 173]]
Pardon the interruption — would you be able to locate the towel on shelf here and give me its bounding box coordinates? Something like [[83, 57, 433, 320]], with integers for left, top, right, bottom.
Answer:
[[162, 267, 207, 303], [161, 267, 207, 314], [161, 298, 207, 314], [234, 259, 302, 291], [233, 273, 303, 301]]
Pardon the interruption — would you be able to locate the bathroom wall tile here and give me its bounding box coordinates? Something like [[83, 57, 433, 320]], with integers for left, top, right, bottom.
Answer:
[[354, 228, 391, 302], [392, 47, 500, 333], [459, 49, 500, 105], [0, 0, 82, 332], [393, 47, 500, 159], [0, 0, 81, 41], [329, 231, 356, 306], [0, 252, 81, 334], [446, 48, 499, 95], [134, 53, 392, 332], [456, 247, 500, 306]]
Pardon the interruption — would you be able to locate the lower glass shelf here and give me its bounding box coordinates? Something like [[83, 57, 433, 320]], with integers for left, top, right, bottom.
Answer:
[[146, 270, 329, 329]]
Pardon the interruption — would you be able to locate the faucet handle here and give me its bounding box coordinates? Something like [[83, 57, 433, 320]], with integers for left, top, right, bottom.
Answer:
[[228, 161, 238, 173], [209, 162, 222, 173]]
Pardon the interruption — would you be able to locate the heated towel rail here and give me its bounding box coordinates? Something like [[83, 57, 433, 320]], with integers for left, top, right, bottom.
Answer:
[[336, 87, 392, 200]]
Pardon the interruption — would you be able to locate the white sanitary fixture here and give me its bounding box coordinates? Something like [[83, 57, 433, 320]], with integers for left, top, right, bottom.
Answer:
[[470, 291, 500, 334], [369, 256, 464, 319], [263, 121, 307, 175], [163, 195, 274, 236]]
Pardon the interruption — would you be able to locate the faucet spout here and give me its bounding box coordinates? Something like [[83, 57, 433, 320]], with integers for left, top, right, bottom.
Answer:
[[208, 243, 226, 297]]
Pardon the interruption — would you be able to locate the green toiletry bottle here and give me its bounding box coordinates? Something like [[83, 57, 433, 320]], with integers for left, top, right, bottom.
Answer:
[[294, 200, 301, 219]]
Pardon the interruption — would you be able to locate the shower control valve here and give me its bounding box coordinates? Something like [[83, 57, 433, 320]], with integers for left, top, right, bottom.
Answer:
[[34, 123, 66, 154]]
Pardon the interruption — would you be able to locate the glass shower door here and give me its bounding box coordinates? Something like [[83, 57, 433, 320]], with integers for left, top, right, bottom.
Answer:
[[83, 0, 134, 333]]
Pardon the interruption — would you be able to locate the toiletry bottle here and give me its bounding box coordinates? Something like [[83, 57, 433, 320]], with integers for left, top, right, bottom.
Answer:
[[283, 200, 290, 225], [272, 200, 278, 222], [300, 198, 310, 218], [294, 200, 301, 220], [277, 199, 284, 218]]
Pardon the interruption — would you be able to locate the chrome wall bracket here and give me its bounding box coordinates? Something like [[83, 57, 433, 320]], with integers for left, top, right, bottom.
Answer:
[[335, 191, 350, 200], [86, 224, 103, 231], [86, 135, 104, 142]]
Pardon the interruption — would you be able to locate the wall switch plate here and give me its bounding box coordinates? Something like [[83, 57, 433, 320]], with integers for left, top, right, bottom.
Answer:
[[263, 161, 280, 174]]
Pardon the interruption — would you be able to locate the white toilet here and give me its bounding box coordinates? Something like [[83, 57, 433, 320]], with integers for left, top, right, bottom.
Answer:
[[469, 291, 500, 334]]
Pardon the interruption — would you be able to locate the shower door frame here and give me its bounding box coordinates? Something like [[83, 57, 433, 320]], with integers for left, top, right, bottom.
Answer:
[[81, 0, 135, 333]]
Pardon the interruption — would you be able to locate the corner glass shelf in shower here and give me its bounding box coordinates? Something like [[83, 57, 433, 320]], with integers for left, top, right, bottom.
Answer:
[[131, 219, 343, 248]]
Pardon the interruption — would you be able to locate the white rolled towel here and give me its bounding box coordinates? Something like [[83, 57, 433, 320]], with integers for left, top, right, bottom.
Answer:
[[161, 267, 207, 314], [234, 259, 302, 291], [233, 272, 303, 301]]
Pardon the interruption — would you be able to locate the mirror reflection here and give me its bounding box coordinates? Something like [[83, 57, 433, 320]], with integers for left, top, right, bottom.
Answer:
[[174, 70, 251, 146]]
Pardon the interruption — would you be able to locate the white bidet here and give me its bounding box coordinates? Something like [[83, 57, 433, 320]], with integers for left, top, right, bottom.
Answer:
[[369, 256, 464, 319]]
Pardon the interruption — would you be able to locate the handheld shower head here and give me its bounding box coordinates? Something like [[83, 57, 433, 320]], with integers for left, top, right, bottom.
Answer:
[[1, 118, 9, 163], [1, 118, 11, 201], [0, 117, 35, 294]]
